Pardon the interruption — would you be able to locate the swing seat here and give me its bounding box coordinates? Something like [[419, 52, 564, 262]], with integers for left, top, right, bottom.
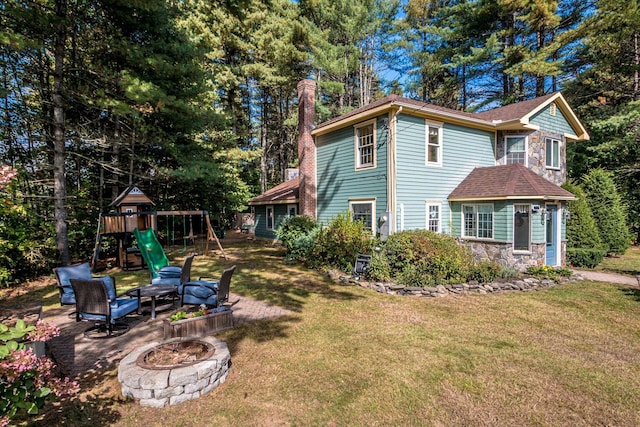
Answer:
[[134, 228, 182, 283]]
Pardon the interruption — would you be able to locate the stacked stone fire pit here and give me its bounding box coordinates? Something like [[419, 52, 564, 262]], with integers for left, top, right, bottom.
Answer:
[[118, 336, 230, 407]]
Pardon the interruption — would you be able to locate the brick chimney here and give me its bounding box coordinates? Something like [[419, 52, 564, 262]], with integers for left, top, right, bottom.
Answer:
[[297, 79, 316, 218]]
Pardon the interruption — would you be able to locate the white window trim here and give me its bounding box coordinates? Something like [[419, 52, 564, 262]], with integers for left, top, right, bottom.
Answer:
[[349, 198, 376, 234], [504, 135, 528, 166], [266, 205, 274, 230], [513, 204, 532, 253], [545, 137, 561, 170], [354, 119, 377, 170], [425, 120, 443, 167], [426, 202, 442, 233], [461, 203, 494, 240], [287, 204, 298, 217]]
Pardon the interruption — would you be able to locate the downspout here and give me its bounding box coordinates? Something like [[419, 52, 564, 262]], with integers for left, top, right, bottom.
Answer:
[[388, 106, 402, 234]]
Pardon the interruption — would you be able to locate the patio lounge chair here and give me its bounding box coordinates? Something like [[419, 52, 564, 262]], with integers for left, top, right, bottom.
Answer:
[[133, 228, 182, 283], [70, 278, 139, 338], [53, 262, 118, 306], [181, 265, 236, 308]]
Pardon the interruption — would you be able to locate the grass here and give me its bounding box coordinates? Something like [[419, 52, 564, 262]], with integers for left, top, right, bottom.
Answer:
[[4, 236, 640, 426], [596, 246, 640, 276]]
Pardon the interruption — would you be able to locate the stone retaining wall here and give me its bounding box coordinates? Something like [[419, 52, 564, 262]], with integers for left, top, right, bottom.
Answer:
[[333, 272, 584, 297]]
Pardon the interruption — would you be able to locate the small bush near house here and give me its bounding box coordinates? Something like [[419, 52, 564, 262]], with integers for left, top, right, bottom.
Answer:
[[567, 248, 606, 268], [307, 212, 375, 272], [526, 265, 572, 280], [381, 230, 473, 286], [467, 261, 503, 283], [276, 216, 319, 263]]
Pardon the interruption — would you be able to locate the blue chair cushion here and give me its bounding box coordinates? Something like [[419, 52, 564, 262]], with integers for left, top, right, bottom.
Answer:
[[152, 277, 181, 287], [158, 266, 182, 279], [99, 276, 117, 301], [80, 298, 138, 324], [58, 263, 116, 304], [183, 281, 218, 299]]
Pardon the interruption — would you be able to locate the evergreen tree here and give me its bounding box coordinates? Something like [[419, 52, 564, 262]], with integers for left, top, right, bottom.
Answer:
[[562, 181, 603, 249], [581, 169, 631, 255]]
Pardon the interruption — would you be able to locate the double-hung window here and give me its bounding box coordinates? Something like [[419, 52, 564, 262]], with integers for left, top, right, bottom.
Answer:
[[426, 121, 443, 165], [287, 204, 298, 217], [462, 204, 493, 239], [350, 199, 375, 233], [505, 136, 527, 165], [545, 137, 560, 169], [426, 202, 441, 232], [355, 120, 376, 169], [513, 204, 531, 252]]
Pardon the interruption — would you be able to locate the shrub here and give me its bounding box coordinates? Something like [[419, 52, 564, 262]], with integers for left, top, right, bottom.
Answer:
[[567, 248, 605, 268], [0, 320, 78, 425], [308, 212, 375, 272], [382, 230, 472, 286], [276, 216, 319, 263], [467, 261, 503, 283], [367, 249, 391, 282], [526, 265, 572, 280], [581, 169, 631, 255]]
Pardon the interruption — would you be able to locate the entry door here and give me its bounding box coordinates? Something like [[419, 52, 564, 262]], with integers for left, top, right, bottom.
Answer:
[[545, 204, 558, 266]]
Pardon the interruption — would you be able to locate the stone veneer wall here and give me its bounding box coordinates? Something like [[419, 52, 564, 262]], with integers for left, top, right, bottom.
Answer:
[[495, 130, 567, 186], [464, 240, 546, 271]]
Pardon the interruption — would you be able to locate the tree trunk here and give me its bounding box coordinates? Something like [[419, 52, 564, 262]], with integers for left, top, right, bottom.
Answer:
[[53, 0, 70, 265]]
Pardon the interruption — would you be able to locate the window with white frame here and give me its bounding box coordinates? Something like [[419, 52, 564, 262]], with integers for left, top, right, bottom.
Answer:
[[545, 137, 560, 169], [426, 121, 443, 165], [350, 200, 375, 233], [355, 120, 376, 169], [426, 202, 441, 232], [287, 204, 298, 217], [266, 205, 274, 230], [513, 204, 531, 251], [505, 136, 527, 165], [462, 204, 493, 239]]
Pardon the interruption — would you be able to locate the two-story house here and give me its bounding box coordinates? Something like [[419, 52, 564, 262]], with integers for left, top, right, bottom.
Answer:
[[249, 80, 589, 269]]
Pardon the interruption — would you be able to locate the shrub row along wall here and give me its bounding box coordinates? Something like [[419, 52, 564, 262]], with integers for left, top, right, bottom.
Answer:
[[330, 271, 584, 297]]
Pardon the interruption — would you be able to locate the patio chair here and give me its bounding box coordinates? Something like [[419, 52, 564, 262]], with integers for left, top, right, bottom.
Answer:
[[149, 253, 197, 295], [53, 262, 118, 306], [70, 279, 139, 338], [133, 228, 182, 283], [180, 265, 236, 308], [352, 254, 372, 280]]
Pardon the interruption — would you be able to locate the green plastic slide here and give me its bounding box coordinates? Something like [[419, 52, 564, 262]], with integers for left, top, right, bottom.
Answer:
[[134, 228, 181, 281]]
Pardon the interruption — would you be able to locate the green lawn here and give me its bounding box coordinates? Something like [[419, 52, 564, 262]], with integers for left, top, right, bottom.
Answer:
[[10, 239, 640, 426], [596, 246, 640, 276]]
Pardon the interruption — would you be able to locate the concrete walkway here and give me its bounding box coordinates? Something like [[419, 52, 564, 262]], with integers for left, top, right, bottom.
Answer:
[[45, 293, 292, 377], [572, 270, 640, 286]]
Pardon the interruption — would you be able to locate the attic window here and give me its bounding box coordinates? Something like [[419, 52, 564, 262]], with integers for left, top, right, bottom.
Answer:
[[549, 102, 557, 116]]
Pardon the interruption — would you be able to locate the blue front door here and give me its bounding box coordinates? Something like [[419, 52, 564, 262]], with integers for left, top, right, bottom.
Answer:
[[545, 204, 558, 266]]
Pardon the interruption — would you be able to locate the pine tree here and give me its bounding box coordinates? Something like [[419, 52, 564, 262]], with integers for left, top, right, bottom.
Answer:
[[581, 169, 631, 255], [562, 181, 603, 250]]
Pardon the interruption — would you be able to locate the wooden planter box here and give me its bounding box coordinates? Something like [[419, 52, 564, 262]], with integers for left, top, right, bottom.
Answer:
[[163, 310, 234, 340]]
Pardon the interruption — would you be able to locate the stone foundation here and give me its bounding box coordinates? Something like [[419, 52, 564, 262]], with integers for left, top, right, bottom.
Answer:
[[464, 241, 547, 271]]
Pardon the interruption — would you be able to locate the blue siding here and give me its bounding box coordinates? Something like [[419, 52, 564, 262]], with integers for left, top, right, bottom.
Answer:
[[450, 200, 562, 244], [253, 204, 292, 239], [316, 116, 388, 227], [530, 105, 575, 136], [395, 114, 495, 232]]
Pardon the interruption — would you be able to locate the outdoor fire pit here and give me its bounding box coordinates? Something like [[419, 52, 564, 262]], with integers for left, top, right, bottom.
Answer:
[[118, 336, 230, 407]]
